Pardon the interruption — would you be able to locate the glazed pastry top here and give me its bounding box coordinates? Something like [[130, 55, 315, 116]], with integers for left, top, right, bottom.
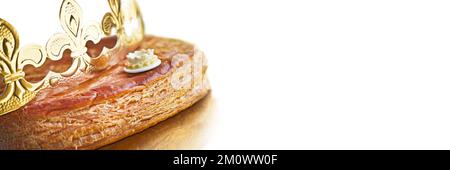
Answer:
[[16, 36, 195, 115]]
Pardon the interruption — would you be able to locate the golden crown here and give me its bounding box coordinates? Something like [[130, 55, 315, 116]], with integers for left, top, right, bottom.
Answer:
[[0, 0, 145, 115]]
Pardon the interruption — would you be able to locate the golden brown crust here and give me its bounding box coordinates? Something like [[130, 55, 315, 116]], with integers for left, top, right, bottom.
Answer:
[[0, 35, 210, 150]]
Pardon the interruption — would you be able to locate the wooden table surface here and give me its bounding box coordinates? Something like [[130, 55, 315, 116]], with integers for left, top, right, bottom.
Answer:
[[101, 93, 216, 150]]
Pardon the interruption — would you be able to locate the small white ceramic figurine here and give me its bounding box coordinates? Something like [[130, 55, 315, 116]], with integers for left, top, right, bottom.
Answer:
[[124, 49, 162, 74]]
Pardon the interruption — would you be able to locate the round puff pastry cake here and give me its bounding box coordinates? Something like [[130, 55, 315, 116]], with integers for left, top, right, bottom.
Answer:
[[0, 36, 210, 149]]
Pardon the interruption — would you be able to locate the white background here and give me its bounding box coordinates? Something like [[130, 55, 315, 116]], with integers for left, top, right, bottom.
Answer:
[[2, 0, 450, 149]]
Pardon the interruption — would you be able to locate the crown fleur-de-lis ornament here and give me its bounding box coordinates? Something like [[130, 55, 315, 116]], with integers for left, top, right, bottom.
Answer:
[[0, 19, 41, 114], [46, 0, 104, 73], [0, 19, 65, 115]]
